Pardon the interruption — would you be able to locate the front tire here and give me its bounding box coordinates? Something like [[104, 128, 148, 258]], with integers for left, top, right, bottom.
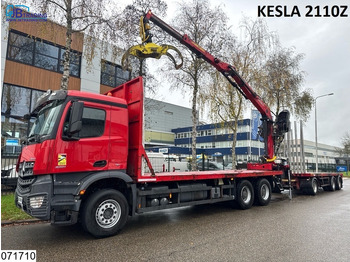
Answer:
[[236, 180, 254, 210], [81, 189, 129, 238]]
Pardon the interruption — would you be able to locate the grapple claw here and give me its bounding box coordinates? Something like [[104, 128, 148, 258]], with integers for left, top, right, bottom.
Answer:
[[122, 43, 183, 71]]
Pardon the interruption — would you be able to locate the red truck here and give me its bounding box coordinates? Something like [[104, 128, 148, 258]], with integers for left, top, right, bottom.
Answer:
[[15, 11, 343, 238]]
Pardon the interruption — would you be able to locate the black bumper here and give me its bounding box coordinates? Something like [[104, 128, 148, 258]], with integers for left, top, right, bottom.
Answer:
[[15, 174, 81, 225]]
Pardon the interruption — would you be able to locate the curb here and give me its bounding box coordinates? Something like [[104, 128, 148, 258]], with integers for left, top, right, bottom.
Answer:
[[1, 219, 48, 226]]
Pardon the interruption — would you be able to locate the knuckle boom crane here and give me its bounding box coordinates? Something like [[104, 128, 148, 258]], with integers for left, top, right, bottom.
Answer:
[[127, 10, 290, 167]]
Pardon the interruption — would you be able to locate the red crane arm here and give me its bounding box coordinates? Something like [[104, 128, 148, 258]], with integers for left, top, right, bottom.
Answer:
[[144, 10, 275, 161]]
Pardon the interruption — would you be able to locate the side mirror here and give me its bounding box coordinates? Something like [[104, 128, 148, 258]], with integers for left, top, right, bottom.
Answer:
[[67, 101, 84, 136], [23, 114, 31, 120]]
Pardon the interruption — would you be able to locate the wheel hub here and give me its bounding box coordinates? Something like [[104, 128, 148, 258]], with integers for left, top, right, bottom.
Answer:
[[96, 199, 121, 229], [261, 184, 269, 200], [241, 186, 251, 204]]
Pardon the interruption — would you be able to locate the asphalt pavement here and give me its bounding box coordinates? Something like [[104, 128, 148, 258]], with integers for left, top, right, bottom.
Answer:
[[1, 178, 350, 262]]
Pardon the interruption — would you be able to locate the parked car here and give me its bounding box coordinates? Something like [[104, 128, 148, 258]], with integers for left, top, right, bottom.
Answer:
[[196, 161, 224, 171], [225, 163, 233, 170]]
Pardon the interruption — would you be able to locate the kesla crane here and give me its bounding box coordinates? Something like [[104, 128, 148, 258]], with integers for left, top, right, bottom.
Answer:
[[123, 10, 290, 166]]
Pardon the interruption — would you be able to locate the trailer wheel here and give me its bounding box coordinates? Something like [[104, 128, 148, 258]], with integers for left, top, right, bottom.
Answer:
[[81, 189, 129, 238], [236, 180, 254, 210], [254, 178, 271, 206], [335, 176, 342, 190]]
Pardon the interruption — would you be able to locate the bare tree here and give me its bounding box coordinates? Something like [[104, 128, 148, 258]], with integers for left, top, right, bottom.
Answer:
[[259, 47, 313, 121], [163, 0, 230, 170], [204, 70, 244, 169], [119, 0, 168, 95], [203, 17, 277, 169]]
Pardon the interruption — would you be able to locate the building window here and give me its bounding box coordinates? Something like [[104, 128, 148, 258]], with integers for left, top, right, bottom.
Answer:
[[7, 32, 34, 65], [34, 41, 59, 71], [59, 50, 81, 77], [7, 30, 81, 77], [1, 84, 45, 153], [101, 60, 130, 87]]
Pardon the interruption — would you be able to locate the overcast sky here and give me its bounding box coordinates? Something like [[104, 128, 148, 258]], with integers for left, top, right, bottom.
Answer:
[[141, 0, 350, 148]]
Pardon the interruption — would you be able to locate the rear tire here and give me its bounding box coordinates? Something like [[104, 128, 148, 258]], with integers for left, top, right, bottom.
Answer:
[[335, 176, 342, 190], [310, 177, 318, 195], [81, 189, 129, 238], [254, 178, 271, 206], [301, 178, 318, 195], [236, 180, 254, 210], [329, 176, 336, 191]]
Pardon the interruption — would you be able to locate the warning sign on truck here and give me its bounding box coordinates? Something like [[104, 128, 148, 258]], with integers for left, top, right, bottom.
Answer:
[[58, 154, 67, 166]]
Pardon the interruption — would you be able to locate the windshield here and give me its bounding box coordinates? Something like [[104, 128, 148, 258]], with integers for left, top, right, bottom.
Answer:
[[28, 101, 63, 141]]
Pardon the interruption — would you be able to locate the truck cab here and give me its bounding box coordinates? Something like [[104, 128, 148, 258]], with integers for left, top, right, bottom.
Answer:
[[16, 87, 130, 227]]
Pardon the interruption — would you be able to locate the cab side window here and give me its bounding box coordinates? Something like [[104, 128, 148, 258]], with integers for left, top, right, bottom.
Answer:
[[63, 106, 106, 138], [79, 107, 106, 138]]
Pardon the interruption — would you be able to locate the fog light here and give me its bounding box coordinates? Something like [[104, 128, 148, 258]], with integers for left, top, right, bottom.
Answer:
[[30, 196, 45, 209]]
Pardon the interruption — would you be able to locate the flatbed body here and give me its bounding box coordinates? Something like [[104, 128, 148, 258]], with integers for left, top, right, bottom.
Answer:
[[139, 169, 284, 183]]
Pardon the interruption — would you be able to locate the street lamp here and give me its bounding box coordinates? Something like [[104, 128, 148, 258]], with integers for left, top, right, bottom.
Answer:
[[315, 93, 334, 173]]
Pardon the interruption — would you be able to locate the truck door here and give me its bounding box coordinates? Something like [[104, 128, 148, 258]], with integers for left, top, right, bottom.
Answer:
[[54, 101, 111, 174]]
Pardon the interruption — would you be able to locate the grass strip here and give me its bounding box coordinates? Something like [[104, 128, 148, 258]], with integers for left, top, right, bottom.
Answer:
[[1, 193, 33, 221]]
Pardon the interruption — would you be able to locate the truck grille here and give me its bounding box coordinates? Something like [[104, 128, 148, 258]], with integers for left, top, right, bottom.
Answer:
[[17, 176, 36, 194], [18, 161, 35, 177]]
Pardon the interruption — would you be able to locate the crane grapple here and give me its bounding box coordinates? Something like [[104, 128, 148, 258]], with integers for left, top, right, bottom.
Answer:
[[121, 16, 183, 70]]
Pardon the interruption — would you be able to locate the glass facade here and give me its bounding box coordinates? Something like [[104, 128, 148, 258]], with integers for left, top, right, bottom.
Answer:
[[7, 30, 81, 77], [100, 60, 130, 87], [171, 119, 264, 165]]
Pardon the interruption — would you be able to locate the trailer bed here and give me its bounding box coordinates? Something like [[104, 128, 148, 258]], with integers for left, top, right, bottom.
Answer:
[[138, 169, 283, 183], [292, 172, 341, 178]]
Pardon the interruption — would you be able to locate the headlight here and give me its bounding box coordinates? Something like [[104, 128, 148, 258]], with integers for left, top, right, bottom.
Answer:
[[29, 196, 45, 209]]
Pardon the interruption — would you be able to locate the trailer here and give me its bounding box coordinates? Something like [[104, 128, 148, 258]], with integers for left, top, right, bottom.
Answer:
[[15, 11, 343, 238]]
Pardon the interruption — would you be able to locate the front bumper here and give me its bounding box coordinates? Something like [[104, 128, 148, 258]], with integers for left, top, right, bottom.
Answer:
[[15, 174, 81, 225]]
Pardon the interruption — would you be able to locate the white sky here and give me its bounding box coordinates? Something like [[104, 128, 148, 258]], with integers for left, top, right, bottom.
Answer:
[[4, 0, 348, 147], [139, 0, 350, 148]]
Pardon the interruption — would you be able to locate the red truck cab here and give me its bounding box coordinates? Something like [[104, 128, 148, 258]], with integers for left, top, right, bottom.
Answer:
[[15, 80, 133, 227]]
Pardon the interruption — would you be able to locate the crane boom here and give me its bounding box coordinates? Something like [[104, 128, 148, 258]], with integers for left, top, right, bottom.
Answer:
[[144, 10, 277, 162]]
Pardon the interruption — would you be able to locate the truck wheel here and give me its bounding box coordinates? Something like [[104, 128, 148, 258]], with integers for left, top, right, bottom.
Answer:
[[329, 176, 336, 191], [308, 177, 318, 196], [335, 176, 342, 190], [81, 189, 129, 238], [254, 178, 271, 206], [236, 180, 254, 210]]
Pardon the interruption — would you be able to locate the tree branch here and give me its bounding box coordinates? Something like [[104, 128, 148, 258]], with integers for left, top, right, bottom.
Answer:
[[47, 0, 67, 12]]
